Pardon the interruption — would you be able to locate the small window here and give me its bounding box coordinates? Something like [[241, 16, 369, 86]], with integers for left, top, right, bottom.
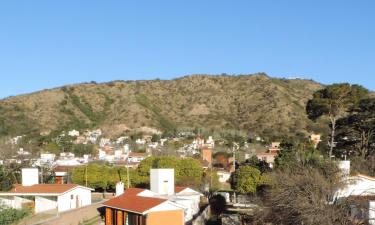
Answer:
[[71, 195, 74, 200]]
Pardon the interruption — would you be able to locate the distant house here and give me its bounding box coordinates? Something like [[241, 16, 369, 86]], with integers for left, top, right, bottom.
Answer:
[[255, 152, 278, 168], [217, 169, 231, 183], [128, 152, 147, 163], [0, 168, 92, 213], [255, 142, 281, 168], [268, 142, 281, 153], [310, 133, 322, 148], [135, 139, 146, 145], [68, 130, 80, 137], [201, 148, 212, 166]]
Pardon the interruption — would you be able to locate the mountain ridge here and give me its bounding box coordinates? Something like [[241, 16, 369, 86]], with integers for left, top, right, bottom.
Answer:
[[0, 73, 324, 139]]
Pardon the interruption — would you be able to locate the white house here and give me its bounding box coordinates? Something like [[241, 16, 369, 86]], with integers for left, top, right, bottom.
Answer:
[[68, 130, 80, 137], [0, 168, 93, 213], [104, 169, 203, 223], [335, 161, 375, 224], [217, 170, 231, 183], [40, 153, 56, 163], [128, 152, 147, 163]]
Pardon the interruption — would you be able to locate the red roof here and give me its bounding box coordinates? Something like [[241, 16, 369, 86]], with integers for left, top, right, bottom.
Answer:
[[129, 152, 147, 157], [256, 152, 278, 156], [3, 184, 80, 195], [103, 188, 166, 214], [123, 188, 146, 196], [174, 187, 187, 193]]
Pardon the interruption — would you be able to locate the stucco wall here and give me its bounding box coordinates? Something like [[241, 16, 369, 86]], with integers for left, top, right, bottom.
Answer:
[[57, 187, 91, 212], [146, 210, 184, 225], [35, 196, 57, 213]]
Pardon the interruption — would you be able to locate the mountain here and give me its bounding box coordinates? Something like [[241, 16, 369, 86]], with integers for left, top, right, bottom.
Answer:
[[0, 74, 324, 139]]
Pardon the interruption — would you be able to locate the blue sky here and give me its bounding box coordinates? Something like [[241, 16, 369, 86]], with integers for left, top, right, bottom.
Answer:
[[0, 1, 374, 99]]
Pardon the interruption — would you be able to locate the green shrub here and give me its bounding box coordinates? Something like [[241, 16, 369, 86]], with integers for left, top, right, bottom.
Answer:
[[0, 205, 30, 225]]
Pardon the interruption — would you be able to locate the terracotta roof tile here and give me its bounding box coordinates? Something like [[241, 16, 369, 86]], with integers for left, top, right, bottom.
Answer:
[[4, 184, 79, 195], [174, 187, 187, 193], [103, 193, 166, 214], [129, 152, 147, 157], [123, 188, 146, 196]]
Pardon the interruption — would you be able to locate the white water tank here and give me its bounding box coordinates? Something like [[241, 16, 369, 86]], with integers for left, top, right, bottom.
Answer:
[[22, 168, 39, 186], [150, 169, 175, 195], [116, 181, 124, 196], [337, 160, 351, 176]]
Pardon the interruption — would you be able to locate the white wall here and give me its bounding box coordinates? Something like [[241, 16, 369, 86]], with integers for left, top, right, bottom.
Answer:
[[369, 201, 375, 225], [173, 199, 195, 221], [35, 196, 57, 213], [150, 169, 174, 195], [57, 188, 91, 212], [217, 171, 231, 183], [14, 196, 33, 209], [22, 168, 39, 186], [0, 196, 16, 209], [336, 176, 375, 198]]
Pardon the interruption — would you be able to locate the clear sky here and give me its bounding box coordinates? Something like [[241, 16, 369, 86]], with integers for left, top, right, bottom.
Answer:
[[0, 1, 374, 99]]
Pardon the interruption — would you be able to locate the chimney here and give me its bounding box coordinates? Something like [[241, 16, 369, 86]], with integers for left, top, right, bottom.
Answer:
[[22, 168, 39, 186], [337, 160, 350, 177], [115, 181, 124, 196], [150, 169, 175, 195]]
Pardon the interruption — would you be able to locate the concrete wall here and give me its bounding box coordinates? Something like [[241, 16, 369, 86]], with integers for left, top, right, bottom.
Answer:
[[147, 210, 184, 225], [57, 187, 91, 212], [150, 169, 175, 195], [191, 205, 210, 225], [22, 168, 39, 186], [35, 196, 57, 213], [369, 201, 375, 225], [0, 196, 16, 208]]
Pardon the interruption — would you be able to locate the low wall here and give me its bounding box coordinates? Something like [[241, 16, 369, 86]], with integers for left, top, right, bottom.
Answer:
[[191, 205, 211, 225]]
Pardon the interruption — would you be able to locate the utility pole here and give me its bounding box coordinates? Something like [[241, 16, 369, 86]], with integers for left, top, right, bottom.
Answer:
[[126, 157, 130, 188], [85, 165, 88, 187], [232, 142, 239, 172], [232, 142, 239, 203]]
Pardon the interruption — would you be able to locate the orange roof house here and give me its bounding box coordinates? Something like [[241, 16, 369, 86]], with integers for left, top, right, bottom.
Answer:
[[103, 169, 203, 225], [103, 188, 185, 225]]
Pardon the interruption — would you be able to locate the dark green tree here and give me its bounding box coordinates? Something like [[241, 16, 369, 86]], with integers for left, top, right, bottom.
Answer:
[[336, 98, 375, 159], [306, 84, 368, 159]]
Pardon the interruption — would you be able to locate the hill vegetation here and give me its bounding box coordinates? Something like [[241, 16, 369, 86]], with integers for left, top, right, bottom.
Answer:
[[0, 74, 324, 140]]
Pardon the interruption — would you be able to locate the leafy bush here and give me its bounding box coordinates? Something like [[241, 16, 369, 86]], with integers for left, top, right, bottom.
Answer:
[[0, 205, 30, 225]]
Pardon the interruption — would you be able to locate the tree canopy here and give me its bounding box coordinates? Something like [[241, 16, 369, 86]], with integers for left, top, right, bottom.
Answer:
[[306, 83, 369, 158]]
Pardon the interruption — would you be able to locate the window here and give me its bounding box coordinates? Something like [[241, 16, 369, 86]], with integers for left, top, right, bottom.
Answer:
[[71, 195, 74, 200]]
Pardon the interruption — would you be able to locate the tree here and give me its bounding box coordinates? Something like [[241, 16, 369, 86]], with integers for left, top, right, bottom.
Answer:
[[151, 134, 161, 142], [71, 164, 129, 191], [251, 143, 360, 225], [72, 144, 95, 157], [233, 166, 262, 194], [177, 158, 204, 187], [72, 164, 108, 190], [135, 156, 204, 189], [244, 156, 271, 173], [336, 98, 375, 159], [252, 167, 358, 225], [306, 84, 368, 159], [0, 165, 12, 191]]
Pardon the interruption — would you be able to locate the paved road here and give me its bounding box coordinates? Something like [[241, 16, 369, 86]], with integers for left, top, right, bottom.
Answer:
[[37, 201, 105, 225]]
